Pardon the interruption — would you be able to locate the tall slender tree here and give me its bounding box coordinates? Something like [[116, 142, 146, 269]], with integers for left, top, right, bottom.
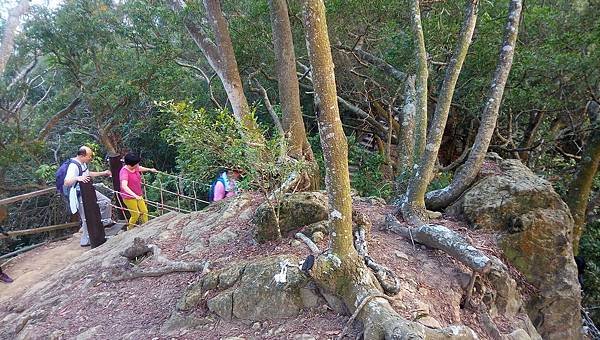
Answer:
[[268, 0, 313, 161], [299, 0, 470, 337], [401, 0, 479, 226], [426, 0, 523, 210]]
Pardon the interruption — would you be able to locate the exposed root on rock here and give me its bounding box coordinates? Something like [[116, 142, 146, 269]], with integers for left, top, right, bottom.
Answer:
[[384, 214, 491, 274], [103, 238, 208, 282], [295, 232, 320, 254], [309, 252, 478, 339], [353, 211, 400, 296]]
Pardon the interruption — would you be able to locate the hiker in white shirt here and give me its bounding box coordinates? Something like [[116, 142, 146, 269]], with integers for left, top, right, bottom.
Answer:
[[63, 146, 112, 246]]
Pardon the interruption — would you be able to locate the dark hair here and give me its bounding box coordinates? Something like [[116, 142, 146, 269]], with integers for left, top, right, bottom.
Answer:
[[124, 152, 141, 166]]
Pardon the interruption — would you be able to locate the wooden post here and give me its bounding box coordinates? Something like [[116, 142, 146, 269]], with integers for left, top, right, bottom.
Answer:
[[79, 181, 105, 248], [108, 153, 128, 221]]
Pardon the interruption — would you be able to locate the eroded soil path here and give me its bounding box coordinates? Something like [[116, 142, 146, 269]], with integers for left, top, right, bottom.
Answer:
[[0, 235, 85, 303]]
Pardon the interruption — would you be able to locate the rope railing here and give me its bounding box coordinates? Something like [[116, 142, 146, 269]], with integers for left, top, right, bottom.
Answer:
[[97, 182, 196, 218], [154, 170, 210, 188], [141, 182, 209, 204], [144, 199, 192, 214]]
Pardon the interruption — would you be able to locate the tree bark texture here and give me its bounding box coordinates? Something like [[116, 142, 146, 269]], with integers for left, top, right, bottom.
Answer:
[[0, 0, 29, 75], [384, 214, 492, 273], [402, 0, 479, 226], [567, 101, 600, 254], [426, 0, 523, 210], [411, 0, 429, 161], [171, 0, 263, 142], [302, 2, 478, 338], [302, 0, 353, 257], [396, 75, 417, 190], [268, 0, 313, 162]]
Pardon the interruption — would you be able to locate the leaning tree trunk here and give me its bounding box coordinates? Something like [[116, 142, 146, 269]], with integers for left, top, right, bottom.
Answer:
[[302, 1, 477, 338], [171, 0, 263, 143], [203, 0, 263, 141], [426, 0, 523, 211], [567, 100, 600, 254], [0, 0, 29, 75], [268, 0, 319, 188], [401, 0, 479, 226]]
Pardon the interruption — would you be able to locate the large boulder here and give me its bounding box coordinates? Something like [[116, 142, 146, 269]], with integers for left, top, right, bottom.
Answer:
[[452, 156, 582, 339], [176, 255, 324, 321], [253, 192, 328, 242]]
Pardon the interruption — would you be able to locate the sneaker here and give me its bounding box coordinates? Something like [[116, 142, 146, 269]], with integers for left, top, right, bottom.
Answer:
[[0, 271, 13, 283], [102, 219, 116, 228]]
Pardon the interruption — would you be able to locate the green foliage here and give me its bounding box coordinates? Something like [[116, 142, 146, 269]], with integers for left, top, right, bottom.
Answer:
[[159, 100, 306, 197], [348, 136, 393, 200], [159, 100, 249, 182], [579, 220, 600, 324], [427, 171, 453, 192], [35, 164, 58, 183]]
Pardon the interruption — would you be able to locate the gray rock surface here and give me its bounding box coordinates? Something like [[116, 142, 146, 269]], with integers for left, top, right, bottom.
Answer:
[[253, 192, 328, 242], [455, 156, 581, 339]]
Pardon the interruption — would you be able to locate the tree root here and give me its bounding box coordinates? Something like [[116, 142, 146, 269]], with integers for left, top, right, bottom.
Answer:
[[338, 293, 393, 340], [384, 214, 491, 274], [353, 212, 400, 295], [103, 238, 208, 282], [295, 232, 320, 254], [310, 253, 478, 339]]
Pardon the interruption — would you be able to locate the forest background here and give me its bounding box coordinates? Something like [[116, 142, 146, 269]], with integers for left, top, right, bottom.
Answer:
[[1, 0, 599, 324]]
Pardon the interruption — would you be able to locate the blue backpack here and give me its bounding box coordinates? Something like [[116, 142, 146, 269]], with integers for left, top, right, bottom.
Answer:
[[208, 177, 227, 202], [55, 159, 84, 197]]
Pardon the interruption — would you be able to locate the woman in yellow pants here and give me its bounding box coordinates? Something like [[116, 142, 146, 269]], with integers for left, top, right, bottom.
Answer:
[[119, 153, 157, 230]]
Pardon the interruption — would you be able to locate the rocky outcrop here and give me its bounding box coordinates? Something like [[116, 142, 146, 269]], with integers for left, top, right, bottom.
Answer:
[[175, 255, 324, 321], [452, 156, 582, 339], [253, 192, 328, 242]]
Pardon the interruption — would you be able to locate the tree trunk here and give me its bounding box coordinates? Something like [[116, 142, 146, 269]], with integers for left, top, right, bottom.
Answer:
[[302, 0, 352, 257], [396, 75, 417, 194], [567, 101, 600, 254], [268, 0, 313, 160], [518, 110, 545, 164], [268, 0, 318, 189], [412, 0, 429, 161], [402, 0, 479, 226], [98, 126, 118, 155], [203, 0, 263, 141], [0, 0, 29, 75], [426, 0, 523, 210], [301, 1, 478, 338], [170, 0, 263, 142]]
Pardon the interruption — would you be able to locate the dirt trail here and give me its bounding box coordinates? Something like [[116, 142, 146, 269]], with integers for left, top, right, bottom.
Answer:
[[0, 235, 85, 303]]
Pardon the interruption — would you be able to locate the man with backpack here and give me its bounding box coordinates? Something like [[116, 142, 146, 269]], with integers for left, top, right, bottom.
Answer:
[[209, 169, 241, 202], [57, 146, 112, 247]]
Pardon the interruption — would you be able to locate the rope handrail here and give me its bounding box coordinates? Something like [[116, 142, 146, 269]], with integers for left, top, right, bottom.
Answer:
[[142, 182, 209, 204], [144, 199, 192, 214], [97, 183, 195, 214], [153, 170, 210, 188], [107, 202, 160, 220], [0, 187, 55, 206]]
